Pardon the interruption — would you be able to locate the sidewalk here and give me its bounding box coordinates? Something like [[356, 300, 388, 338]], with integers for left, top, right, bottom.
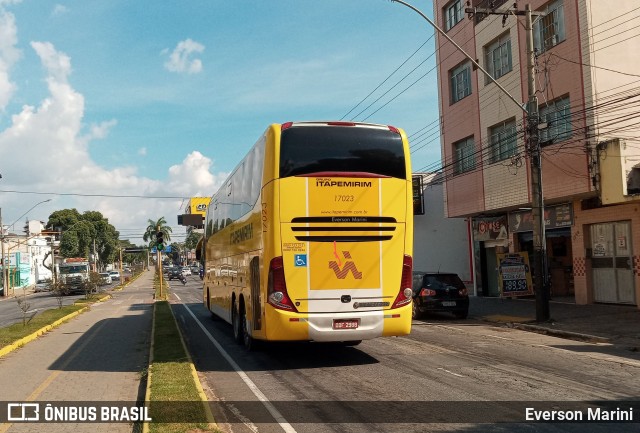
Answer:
[[470, 295, 640, 350]]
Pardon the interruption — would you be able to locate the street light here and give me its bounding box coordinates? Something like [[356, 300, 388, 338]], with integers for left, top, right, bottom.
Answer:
[[1, 198, 52, 297], [8, 198, 52, 232]]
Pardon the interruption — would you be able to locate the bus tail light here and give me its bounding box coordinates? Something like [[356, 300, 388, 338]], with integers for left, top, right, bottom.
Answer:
[[391, 255, 413, 309], [267, 256, 298, 312]]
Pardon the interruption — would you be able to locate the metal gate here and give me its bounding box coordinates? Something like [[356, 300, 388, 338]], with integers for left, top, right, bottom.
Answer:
[[590, 222, 636, 304]]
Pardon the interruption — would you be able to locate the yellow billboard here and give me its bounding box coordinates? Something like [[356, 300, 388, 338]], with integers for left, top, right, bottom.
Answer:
[[186, 197, 209, 217]]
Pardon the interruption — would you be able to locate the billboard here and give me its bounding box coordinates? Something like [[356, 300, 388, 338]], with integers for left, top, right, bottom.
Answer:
[[186, 197, 209, 217]]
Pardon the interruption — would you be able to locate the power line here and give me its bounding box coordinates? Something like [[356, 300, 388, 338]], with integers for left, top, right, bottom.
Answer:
[[0, 189, 190, 199]]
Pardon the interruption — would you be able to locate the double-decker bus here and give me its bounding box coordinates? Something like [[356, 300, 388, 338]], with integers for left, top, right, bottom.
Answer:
[[201, 121, 413, 349]]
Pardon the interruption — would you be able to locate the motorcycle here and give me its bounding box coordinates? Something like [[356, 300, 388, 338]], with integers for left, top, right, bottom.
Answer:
[[178, 274, 187, 285]]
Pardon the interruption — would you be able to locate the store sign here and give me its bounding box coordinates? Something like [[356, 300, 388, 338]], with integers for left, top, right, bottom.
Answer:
[[412, 176, 424, 215], [472, 216, 508, 241], [497, 252, 533, 297], [508, 203, 573, 233]]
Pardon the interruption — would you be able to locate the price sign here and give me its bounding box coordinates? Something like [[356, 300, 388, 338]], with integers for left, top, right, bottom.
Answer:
[[497, 252, 533, 297]]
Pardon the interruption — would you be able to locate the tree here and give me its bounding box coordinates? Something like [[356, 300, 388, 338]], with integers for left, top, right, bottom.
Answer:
[[143, 217, 172, 248], [185, 230, 202, 251], [46, 209, 120, 268]]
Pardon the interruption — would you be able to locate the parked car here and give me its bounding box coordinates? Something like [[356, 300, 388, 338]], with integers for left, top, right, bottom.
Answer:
[[109, 270, 121, 280], [412, 271, 469, 319], [168, 268, 182, 281], [181, 267, 191, 276], [190, 265, 200, 274], [99, 272, 112, 285]]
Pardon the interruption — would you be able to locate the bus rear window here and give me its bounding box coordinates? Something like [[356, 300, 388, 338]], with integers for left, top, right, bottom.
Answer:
[[279, 126, 406, 179]]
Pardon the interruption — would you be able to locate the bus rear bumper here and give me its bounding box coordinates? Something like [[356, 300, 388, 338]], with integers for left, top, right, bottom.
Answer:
[[265, 305, 412, 342]]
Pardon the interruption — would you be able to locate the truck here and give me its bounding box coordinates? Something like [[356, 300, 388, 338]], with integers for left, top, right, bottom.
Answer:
[[58, 258, 90, 293]]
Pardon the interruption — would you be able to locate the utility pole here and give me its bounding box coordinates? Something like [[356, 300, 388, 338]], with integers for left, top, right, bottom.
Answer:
[[466, 3, 548, 321], [391, 1, 550, 321], [157, 225, 163, 299]]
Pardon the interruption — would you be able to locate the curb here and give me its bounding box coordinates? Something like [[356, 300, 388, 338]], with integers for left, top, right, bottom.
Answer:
[[0, 305, 89, 358], [142, 301, 156, 433], [169, 303, 216, 428], [510, 322, 610, 344]]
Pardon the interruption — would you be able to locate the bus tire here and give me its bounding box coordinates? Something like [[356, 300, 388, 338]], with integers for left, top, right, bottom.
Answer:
[[232, 301, 243, 344], [241, 304, 259, 351]]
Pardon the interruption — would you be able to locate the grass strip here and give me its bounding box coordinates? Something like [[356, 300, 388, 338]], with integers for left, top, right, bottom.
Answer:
[[147, 301, 217, 433], [0, 303, 86, 347]]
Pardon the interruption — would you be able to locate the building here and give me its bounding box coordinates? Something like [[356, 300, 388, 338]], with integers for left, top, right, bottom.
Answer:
[[413, 173, 473, 290], [0, 220, 53, 295], [434, 0, 639, 308]]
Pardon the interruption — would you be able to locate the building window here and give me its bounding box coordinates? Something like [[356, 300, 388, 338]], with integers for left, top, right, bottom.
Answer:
[[485, 32, 512, 82], [444, 0, 463, 31], [540, 96, 571, 144], [454, 137, 475, 175], [489, 119, 517, 163], [450, 62, 472, 103], [533, 0, 565, 52]]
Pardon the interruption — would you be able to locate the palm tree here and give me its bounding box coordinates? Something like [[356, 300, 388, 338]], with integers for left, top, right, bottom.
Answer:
[[143, 217, 172, 248]]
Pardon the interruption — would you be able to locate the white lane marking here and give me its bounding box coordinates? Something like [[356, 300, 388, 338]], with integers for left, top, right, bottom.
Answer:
[[181, 303, 298, 433], [174, 293, 182, 301], [437, 367, 464, 378]]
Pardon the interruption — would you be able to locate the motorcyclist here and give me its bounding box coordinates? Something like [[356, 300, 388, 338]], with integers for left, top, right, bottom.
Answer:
[[179, 273, 187, 285]]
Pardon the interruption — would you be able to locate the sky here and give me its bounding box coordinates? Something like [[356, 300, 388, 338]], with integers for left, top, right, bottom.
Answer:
[[0, 0, 441, 246]]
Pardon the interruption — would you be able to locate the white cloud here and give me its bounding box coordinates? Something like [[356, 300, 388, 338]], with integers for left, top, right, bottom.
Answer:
[[0, 8, 21, 111], [138, 147, 147, 156], [163, 38, 205, 74], [52, 4, 68, 17], [167, 151, 227, 195], [0, 39, 225, 245]]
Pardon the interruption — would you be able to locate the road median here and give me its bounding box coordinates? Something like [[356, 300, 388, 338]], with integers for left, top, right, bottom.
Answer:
[[144, 300, 217, 433]]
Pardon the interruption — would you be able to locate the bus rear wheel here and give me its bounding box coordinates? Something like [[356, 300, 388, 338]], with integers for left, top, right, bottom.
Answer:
[[232, 302, 243, 344], [241, 305, 259, 351]]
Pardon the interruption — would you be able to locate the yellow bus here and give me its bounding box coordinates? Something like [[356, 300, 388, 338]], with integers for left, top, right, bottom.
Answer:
[[201, 121, 414, 349]]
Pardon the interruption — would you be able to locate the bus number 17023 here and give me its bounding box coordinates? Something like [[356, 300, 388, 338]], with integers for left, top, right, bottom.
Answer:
[[335, 195, 354, 202]]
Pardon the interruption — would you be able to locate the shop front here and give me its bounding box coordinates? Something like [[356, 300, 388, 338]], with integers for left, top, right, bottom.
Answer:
[[472, 215, 509, 297], [509, 203, 574, 297]]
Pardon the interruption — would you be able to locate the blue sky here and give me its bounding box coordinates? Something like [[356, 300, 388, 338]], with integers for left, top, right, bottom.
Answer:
[[0, 0, 440, 245]]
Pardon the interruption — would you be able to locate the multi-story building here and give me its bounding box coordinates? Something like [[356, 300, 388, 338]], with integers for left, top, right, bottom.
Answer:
[[434, 0, 639, 308]]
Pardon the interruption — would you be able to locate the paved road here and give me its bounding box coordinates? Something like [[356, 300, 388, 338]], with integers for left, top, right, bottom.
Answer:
[[0, 270, 154, 433], [169, 280, 640, 433]]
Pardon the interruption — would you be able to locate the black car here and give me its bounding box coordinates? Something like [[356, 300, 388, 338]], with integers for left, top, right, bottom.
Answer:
[[167, 268, 182, 281], [412, 271, 469, 319]]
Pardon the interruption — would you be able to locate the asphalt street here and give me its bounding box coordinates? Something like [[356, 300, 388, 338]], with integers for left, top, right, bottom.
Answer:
[[168, 279, 640, 433]]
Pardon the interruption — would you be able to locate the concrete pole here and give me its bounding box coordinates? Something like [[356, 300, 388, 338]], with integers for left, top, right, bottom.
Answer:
[[525, 4, 549, 322]]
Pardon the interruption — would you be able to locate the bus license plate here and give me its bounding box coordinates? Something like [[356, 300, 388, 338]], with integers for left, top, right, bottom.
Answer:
[[442, 301, 456, 307], [333, 319, 359, 330]]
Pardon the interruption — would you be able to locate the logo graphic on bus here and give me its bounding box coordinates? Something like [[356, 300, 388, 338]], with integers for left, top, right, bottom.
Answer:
[[294, 254, 307, 267], [329, 251, 363, 279]]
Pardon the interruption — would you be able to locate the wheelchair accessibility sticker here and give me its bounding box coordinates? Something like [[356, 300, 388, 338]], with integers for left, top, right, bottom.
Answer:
[[294, 254, 307, 267]]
